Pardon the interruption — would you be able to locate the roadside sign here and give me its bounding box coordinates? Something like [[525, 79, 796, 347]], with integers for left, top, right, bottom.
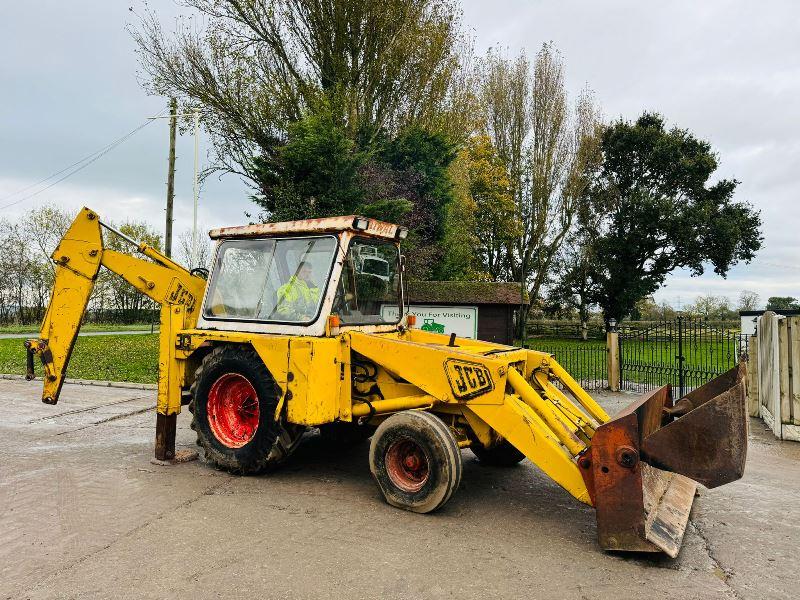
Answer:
[[381, 305, 478, 339]]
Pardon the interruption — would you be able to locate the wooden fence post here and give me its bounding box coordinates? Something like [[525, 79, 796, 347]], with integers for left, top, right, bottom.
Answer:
[[747, 334, 760, 417], [607, 330, 620, 392], [789, 317, 800, 429], [758, 312, 782, 438], [782, 316, 800, 441], [779, 318, 790, 431]]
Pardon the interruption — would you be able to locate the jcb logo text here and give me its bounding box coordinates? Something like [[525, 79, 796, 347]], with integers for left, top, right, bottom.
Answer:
[[444, 359, 494, 399]]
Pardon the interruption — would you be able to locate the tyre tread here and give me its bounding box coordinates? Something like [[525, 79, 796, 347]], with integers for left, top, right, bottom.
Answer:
[[191, 345, 302, 474]]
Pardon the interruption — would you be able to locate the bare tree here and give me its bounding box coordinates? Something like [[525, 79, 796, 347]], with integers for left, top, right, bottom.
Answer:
[[0, 219, 31, 324], [132, 0, 467, 183], [176, 227, 213, 271], [688, 295, 736, 320], [22, 205, 72, 273], [21, 205, 73, 318], [480, 43, 602, 336], [738, 290, 760, 311], [94, 221, 163, 323]]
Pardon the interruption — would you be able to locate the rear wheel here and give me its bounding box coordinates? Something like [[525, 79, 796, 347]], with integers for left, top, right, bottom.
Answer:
[[191, 345, 303, 473], [369, 411, 462, 513], [470, 439, 526, 467]]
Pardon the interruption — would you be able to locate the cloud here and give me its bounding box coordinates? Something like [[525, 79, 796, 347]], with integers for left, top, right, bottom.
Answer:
[[0, 174, 251, 238], [462, 0, 800, 306], [1, 1, 796, 308]]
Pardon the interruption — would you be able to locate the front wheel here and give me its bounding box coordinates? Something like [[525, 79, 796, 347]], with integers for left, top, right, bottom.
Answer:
[[369, 411, 462, 514]]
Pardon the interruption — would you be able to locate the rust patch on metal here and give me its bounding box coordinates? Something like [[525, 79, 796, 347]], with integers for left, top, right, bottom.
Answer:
[[154, 412, 177, 461], [585, 369, 746, 554], [641, 364, 748, 488], [585, 386, 698, 555], [588, 411, 659, 553], [209, 215, 400, 240]]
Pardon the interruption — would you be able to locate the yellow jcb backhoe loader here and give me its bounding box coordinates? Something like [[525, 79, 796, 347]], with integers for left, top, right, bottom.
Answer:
[[25, 207, 748, 556]]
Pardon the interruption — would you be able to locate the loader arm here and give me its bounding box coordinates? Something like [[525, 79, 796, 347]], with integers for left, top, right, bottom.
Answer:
[[26, 207, 206, 412]]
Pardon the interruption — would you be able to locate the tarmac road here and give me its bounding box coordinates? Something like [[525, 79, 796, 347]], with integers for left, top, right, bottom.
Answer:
[[1, 379, 798, 600]]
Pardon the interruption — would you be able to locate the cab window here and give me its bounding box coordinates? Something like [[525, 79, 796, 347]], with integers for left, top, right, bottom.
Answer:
[[204, 236, 337, 323], [332, 238, 401, 325]]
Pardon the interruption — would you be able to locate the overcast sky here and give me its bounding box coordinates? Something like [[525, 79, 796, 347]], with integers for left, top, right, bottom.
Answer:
[[1, 1, 798, 309]]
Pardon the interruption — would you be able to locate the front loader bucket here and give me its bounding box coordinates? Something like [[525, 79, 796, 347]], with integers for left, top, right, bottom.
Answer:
[[583, 364, 748, 557], [642, 364, 748, 488]]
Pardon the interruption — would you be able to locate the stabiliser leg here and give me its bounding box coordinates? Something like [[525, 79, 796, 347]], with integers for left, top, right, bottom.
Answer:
[[150, 304, 197, 465], [154, 413, 177, 461]]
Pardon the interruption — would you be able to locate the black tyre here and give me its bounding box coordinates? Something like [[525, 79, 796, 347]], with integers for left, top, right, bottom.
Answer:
[[191, 345, 303, 474], [318, 421, 375, 448], [369, 411, 462, 514], [470, 439, 526, 467]]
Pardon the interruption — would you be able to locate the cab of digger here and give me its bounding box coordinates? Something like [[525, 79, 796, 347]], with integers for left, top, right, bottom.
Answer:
[[199, 232, 402, 332], [331, 237, 400, 325]]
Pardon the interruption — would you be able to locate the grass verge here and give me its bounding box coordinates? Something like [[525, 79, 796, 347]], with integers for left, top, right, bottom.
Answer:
[[0, 323, 157, 335], [0, 334, 159, 384], [524, 336, 742, 388]]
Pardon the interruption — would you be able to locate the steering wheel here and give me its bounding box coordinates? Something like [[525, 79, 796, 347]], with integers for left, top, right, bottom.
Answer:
[[333, 287, 356, 315]]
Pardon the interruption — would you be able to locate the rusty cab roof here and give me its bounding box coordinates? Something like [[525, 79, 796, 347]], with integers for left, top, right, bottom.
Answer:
[[209, 215, 405, 241]]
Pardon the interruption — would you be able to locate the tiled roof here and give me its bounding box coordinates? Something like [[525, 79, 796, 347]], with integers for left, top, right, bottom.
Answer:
[[407, 281, 528, 306]]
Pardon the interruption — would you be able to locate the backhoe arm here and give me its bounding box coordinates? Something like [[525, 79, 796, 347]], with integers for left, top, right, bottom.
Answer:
[[26, 207, 206, 406]]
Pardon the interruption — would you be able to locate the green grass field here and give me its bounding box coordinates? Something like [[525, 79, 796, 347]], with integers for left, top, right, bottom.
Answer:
[[0, 323, 157, 335], [0, 334, 159, 383], [0, 332, 743, 388], [524, 338, 607, 384], [524, 336, 743, 388], [525, 338, 605, 351]]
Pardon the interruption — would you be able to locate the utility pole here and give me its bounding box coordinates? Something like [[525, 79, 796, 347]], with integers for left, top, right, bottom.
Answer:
[[192, 108, 199, 269], [164, 98, 178, 258]]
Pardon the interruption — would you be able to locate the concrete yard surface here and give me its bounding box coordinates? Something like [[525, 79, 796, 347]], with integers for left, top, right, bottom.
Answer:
[[1, 379, 799, 599]]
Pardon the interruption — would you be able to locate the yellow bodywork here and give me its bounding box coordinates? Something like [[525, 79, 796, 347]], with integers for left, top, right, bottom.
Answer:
[[28, 207, 613, 507]]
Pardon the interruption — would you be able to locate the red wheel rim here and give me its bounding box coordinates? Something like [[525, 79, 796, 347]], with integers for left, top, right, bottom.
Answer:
[[207, 373, 260, 448], [385, 438, 429, 493]]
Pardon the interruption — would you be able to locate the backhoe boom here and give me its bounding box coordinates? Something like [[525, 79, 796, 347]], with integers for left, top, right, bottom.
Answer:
[[25, 207, 206, 458]]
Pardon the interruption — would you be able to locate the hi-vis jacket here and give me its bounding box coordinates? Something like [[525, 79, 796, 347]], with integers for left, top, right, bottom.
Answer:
[[276, 275, 320, 320]]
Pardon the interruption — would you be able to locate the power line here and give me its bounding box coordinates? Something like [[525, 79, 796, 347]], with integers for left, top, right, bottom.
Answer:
[[0, 106, 169, 211]]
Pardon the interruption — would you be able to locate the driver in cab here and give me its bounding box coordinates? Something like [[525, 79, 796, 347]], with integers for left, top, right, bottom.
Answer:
[[276, 261, 320, 321]]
